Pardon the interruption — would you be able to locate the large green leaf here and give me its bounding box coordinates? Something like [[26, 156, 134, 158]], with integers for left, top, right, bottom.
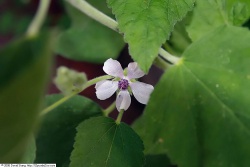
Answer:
[[55, 0, 124, 63], [107, 0, 195, 72], [133, 26, 250, 167], [187, 0, 249, 41], [35, 94, 102, 167], [70, 116, 144, 167], [0, 32, 53, 162]]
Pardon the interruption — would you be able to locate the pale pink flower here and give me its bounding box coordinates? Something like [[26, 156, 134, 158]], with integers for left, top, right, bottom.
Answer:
[[95, 58, 154, 111]]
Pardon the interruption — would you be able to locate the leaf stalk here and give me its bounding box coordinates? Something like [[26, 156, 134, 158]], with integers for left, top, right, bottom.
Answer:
[[66, 0, 180, 65], [40, 75, 112, 116], [27, 0, 51, 37]]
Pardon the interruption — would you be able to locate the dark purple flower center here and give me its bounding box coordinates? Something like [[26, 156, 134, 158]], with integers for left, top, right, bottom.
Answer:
[[118, 79, 129, 90]]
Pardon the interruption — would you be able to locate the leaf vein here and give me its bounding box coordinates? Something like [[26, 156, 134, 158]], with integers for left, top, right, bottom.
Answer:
[[183, 64, 250, 133]]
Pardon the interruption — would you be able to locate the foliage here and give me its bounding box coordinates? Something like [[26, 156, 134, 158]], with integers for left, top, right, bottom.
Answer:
[[1, 0, 250, 167]]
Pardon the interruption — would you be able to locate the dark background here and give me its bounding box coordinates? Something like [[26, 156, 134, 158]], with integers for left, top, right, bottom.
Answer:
[[0, 0, 163, 124]]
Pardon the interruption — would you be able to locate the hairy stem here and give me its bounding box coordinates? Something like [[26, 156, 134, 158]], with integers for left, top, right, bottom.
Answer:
[[27, 0, 51, 37], [40, 75, 112, 116], [66, 0, 180, 64], [66, 0, 118, 31]]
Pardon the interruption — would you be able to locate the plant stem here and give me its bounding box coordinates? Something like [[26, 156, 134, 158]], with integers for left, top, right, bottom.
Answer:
[[81, 75, 112, 90], [158, 48, 180, 64], [27, 0, 51, 37], [66, 0, 180, 65], [154, 56, 171, 70], [103, 101, 116, 116], [40, 75, 112, 116], [40, 92, 77, 116], [116, 109, 124, 124], [66, 0, 118, 31]]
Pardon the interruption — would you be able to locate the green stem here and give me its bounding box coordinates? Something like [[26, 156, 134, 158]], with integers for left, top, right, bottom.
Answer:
[[66, 0, 180, 65], [80, 75, 112, 90], [163, 42, 176, 55], [40, 75, 112, 116], [103, 101, 116, 116], [40, 92, 77, 116], [66, 0, 118, 31], [26, 0, 51, 37], [158, 48, 180, 64], [154, 56, 170, 70], [115, 109, 124, 124]]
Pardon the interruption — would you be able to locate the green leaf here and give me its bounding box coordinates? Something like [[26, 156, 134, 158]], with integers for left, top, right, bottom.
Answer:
[[55, 0, 124, 63], [107, 0, 195, 72], [229, 2, 249, 26], [70, 116, 144, 167], [0, 32, 53, 162], [35, 94, 102, 167], [133, 26, 250, 167], [227, 0, 250, 22], [167, 14, 192, 56], [187, 0, 249, 41], [21, 137, 36, 163], [144, 154, 172, 167]]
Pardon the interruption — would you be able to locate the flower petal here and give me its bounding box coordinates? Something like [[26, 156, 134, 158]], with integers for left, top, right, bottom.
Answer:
[[103, 58, 124, 78], [127, 62, 145, 79], [95, 80, 118, 100], [95, 80, 106, 89], [130, 81, 154, 104], [116, 90, 131, 111]]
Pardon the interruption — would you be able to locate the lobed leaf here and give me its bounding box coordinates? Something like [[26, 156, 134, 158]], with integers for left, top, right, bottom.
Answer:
[[133, 26, 250, 167], [107, 0, 195, 72]]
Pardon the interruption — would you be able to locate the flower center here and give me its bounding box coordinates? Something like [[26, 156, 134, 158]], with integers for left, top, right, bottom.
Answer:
[[118, 79, 129, 90]]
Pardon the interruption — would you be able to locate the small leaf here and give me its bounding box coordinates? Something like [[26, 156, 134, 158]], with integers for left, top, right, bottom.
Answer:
[[229, 2, 249, 26], [0, 32, 53, 162], [187, 0, 250, 41], [133, 26, 250, 167], [70, 116, 144, 167], [107, 0, 195, 72], [227, 0, 250, 19], [55, 0, 124, 63], [35, 94, 102, 166]]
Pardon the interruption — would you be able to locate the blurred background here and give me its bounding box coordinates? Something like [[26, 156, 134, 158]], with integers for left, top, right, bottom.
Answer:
[[0, 0, 163, 124]]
